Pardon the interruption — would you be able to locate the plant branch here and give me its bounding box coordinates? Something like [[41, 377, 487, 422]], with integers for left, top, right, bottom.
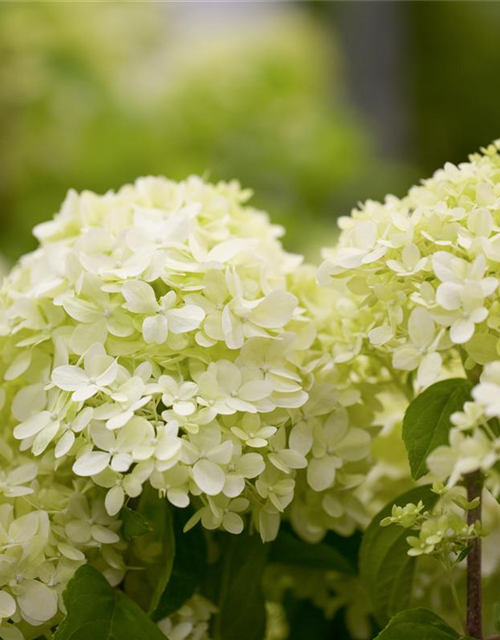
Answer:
[[465, 471, 483, 639]]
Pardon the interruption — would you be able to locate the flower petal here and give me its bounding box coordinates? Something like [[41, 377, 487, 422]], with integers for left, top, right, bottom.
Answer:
[[193, 459, 225, 495], [73, 451, 111, 477], [166, 305, 205, 334]]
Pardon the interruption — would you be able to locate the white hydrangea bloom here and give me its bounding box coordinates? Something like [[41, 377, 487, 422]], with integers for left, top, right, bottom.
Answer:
[[0, 169, 379, 631], [319, 140, 500, 390], [0, 434, 125, 637], [283, 265, 382, 542]]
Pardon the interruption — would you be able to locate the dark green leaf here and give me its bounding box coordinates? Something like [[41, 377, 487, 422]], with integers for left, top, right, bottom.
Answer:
[[121, 506, 152, 541], [359, 485, 439, 626], [270, 529, 356, 575], [54, 566, 167, 640], [124, 487, 175, 614], [152, 507, 207, 621], [403, 378, 472, 480], [212, 531, 269, 640], [375, 608, 471, 640]]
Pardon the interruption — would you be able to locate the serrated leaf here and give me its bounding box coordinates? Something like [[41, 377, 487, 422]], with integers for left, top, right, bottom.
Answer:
[[212, 531, 269, 640], [54, 566, 166, 640], [121, 506, 152, 541], [403, 378, 472, 480], [269, 529, 356, 575], [152, 507, 207, 621], [375, 607, 473, 640], [359, 485, 439, 626]]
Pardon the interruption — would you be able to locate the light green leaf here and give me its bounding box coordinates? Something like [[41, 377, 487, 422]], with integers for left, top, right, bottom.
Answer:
[[375, 607, 472, 640], [403, 378, 472, 480], [54, 565, 167, 640], [359, 486, 438, 626], [212, 531, 269, 640]]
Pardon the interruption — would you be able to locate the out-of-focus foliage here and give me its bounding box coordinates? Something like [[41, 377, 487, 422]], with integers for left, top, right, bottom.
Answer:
[[408, 2, 500, 173], [158, 19, 376, 256], [0, 3, 381, 262], [0, 3, 167, 261], [309, 1, 500, 192]]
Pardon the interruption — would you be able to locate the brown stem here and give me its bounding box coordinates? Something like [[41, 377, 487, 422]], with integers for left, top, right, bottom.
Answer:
[[466, 471, 483, 639]]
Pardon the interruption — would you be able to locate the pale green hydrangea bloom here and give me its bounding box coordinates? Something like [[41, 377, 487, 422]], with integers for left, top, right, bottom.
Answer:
[[0, 172, 380, 640], [319, 140, 500, 390], [0, 435, 125, 639], [283, 265, 383, 541], [315, 140, 500, 635]]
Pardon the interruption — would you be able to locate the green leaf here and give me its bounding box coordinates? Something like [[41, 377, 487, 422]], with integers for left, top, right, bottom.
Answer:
[[494, 601, 500, 632], [124, 487, 175, 614], [54, 565, 166, 640], [270, 528, 356, 575], [152, 507, 207, 621], [403, 378, 472, 480], [375, 608, 472, 640], [359, 485, 439, 626], [121, 506, 153, 541], [212, 531, 269, 640]]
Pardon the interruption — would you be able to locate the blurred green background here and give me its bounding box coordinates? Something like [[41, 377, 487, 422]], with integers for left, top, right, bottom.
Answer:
[[0, 1, 499, 265]]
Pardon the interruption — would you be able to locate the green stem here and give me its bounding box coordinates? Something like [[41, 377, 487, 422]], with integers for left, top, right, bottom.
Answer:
[[443, 556, 466, 635]]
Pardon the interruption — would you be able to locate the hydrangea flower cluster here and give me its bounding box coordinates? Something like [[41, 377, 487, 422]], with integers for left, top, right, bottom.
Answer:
[[283, 265, 380, 541], [0, 175, 380, 635], [0, 432, 124, 639], [317, 140, 500, 636], [319, 140, 500, 390]]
